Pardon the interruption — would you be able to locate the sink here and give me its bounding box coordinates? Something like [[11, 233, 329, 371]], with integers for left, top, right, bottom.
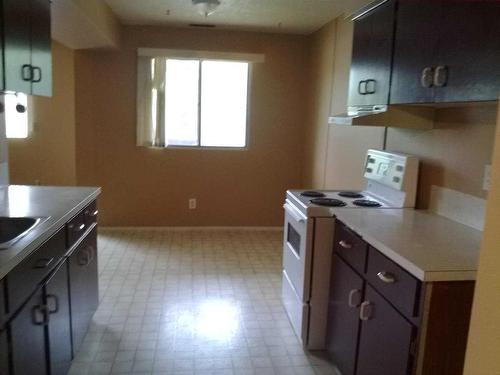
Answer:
[[0, 217, 46, 249]]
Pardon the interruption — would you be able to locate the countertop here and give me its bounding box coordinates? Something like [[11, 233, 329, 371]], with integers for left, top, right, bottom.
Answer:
[[0, 185, 101, 279], [333, 208, 482, 282]]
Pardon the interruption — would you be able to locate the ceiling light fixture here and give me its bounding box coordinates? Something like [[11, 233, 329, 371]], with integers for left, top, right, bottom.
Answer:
[[192, 0, 221, 17]]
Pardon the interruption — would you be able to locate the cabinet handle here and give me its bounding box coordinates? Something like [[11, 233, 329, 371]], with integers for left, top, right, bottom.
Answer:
[[359, 301, 373, 321], [348, 289, 362, 308], [77, 247, 92, 266], [433, 65, 448, 87], [32, 67, 42, 83], [21, 64, 33, 81], [358, 80, 365, 95], [365, 79, 376, 94], [92, 210, 99, 217], [339, 240, 352, 249], [46, 294, 59, 314], [377, 271, 396, 283], [31, 305, 48, 326], [34, 257, 54, 269], [420, 66, 434, 88]]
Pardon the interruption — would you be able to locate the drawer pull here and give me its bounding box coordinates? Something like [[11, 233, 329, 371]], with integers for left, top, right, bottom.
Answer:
[[92, 210, 99, 217], [359, 301, 373, 321], [348, 289, 362, 308], [339, 240, 352, 249], [31, 305, 48, 326], [46, 294, 59, 314], [34, 257, 54, 269], [377, 271, 396, 283]]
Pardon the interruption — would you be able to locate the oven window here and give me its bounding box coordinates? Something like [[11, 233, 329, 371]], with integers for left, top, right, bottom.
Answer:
[[287, 224, 301, 256]]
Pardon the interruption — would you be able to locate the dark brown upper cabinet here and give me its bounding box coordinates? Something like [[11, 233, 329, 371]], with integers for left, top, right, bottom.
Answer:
[[348, 0, 397, 107], [390, 0, 500, 104], [1, 0, 52, 97]]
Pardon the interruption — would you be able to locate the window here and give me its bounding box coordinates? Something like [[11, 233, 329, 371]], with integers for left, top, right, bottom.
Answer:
[[5, 94, 29, 139], [137, 53, 253, 149]]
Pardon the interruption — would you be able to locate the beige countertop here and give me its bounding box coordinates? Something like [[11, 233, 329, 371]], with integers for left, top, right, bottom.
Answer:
[[0, 185, 101, 279], [333, 208, 482, 282]]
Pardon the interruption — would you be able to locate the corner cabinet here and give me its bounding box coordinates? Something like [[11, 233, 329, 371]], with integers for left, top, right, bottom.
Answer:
[[327, 220, 474, 375], [348, 0, 396, 107], [1, 0, 52, 96], [390, 0, 500, 104]]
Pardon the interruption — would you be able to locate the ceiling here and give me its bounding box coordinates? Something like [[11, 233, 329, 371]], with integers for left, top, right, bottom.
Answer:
[[104, 0, 369, 35]]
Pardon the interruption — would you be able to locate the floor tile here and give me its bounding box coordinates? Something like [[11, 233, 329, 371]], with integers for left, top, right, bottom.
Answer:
[[69, 229, 338, 375]]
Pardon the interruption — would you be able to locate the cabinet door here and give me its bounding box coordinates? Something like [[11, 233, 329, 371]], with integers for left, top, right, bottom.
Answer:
[[68, 227, 99, 355], [30, 0, 52, 97], [0, 329, 9, 375], [433, 2, 500, 103], [326, 255, 364, 375], [10, 287, 48, 375], [2, 0, 33, 94], [356, 285, 415, 375], [390, 0, 441, 104], [348, 0, 396, 107], [45, 261, 72, 375]]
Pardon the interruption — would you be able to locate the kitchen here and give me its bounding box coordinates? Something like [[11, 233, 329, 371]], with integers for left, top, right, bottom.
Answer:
[[0, 0, 499, 374]]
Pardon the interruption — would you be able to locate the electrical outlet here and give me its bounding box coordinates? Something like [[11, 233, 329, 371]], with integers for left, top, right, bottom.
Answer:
[[189, 198, 197, 209], [483, 164, 492, 191]]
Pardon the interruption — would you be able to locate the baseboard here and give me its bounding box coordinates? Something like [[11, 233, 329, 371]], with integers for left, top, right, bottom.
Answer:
[[100, 226, 283, 232]]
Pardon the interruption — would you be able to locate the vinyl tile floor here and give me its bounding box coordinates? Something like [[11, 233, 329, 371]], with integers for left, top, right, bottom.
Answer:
[[68, 229, 339, 375]]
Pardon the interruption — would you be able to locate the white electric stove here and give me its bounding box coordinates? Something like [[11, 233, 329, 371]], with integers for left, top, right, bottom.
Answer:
[[282, 149, 419, 349]]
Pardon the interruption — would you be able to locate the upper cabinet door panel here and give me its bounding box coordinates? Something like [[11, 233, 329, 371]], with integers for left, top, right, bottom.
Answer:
[[348, 0, 396, 107], [390, 0, 441, 104], [434, 2, 500, 103], [2, 0, 32, 94], [30, 0, 52, 97]]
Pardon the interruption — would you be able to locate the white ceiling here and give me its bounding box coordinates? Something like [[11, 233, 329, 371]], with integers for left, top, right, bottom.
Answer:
[[104, 0, 369, 35]]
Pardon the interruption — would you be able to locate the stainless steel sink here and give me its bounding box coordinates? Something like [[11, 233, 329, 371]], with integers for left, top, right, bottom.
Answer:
[[0, 217, 46, 249]]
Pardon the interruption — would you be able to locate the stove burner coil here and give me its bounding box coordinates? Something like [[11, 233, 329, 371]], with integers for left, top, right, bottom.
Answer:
[[310, 198, 347, 207]]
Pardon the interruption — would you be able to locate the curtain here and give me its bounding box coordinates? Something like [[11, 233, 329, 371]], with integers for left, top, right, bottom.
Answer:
[[136, 57, 167, 147]]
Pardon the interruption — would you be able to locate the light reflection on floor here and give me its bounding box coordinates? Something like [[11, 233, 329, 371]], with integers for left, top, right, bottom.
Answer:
[[68, 229, 338, 375]]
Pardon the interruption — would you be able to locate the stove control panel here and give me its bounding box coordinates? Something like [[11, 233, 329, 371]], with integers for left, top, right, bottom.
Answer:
[[364, 149, 419, 191]]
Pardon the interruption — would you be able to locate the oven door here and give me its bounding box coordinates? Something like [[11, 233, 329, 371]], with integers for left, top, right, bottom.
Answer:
[[282, 201, 313, 302]]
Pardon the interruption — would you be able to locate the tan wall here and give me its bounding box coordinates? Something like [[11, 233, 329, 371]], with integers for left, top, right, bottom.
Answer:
[[303, 20, 336, 188], [463, 104, 500, 375], [75, 26, 309, 226], [386, 105, 497, 208], [8, 41, 77, 186]]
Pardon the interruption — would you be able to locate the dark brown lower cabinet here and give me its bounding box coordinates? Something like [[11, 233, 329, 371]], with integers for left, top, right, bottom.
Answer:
[[327, 220, 475, 375], [10, 287, 48, 375], [68, 226, 98, 355], [326, 255, 363, 375], [0, 329, 9, 375], [356, 285, 415, 375], [45, 260, 72, 375]]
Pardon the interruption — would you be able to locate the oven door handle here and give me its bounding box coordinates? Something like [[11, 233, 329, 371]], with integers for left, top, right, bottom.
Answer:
[[283, 203, 307, 223]]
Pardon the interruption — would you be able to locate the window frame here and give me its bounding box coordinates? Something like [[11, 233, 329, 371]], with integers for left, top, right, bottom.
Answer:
[[160, 58, 252, 151]]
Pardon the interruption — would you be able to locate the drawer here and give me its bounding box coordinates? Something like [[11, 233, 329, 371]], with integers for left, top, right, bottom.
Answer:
[[66, 210, 87, 248], [334, 220, 368, 274], [366, 247, 421, 318], [6, 229, 66, 315], [83, 200, 98, 227]]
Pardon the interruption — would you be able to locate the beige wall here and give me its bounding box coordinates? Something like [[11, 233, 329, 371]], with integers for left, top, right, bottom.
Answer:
[[8, 41, 77, 186], [387, 105, 496, 208], [303, 20, 336, 188], [463, 104, 500, 375], [75, 26, 309, 226]]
